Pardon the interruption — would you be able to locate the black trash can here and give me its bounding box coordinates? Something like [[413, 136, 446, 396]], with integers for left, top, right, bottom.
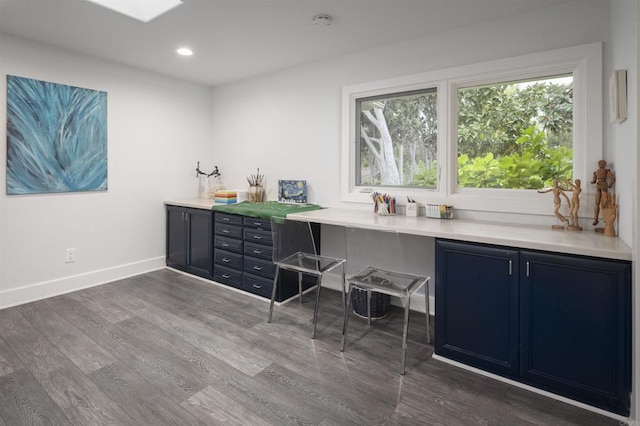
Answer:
[[351, 286, 391, 319]]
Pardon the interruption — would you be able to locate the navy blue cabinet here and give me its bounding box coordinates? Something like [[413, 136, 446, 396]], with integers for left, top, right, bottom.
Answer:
[[166, 206, 214, 279], [214, 212, 317, 302], [435, 239, 631, 416], [520, 250, 631, 415], [435, 240, 519, 378]]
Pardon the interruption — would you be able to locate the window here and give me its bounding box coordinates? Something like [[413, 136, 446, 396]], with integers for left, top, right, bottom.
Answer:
[[356, 88, 437, 188], [456, 75, 573, 190], [342, 43, 601, 217]]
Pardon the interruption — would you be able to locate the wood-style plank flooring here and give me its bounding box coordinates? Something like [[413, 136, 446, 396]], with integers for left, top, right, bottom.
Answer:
[[0, 269, 619, 425]]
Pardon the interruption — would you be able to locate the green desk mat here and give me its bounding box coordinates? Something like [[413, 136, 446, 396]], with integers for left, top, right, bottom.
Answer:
[[211, 201, 324, 220]]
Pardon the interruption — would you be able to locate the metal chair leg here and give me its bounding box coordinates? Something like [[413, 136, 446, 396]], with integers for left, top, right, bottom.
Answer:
[[401, 297, 411, 375], [341, 264, 346, 310], [267, 266, 281, 323], [341, 283, 353, 351], [298, 271, 303, 304], [311, 275, 323, 339], [425, 282, 431, 344]]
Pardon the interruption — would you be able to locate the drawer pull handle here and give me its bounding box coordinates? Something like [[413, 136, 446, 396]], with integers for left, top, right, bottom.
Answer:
[[222, 258, 231, 263], [223, 217, 229, 221], [253, 266, 263, 271], [222, 243, 230, 247], [253, 249, 263, 254], [222, 274, 231, 279], [253, 222, 262, 226], [252, 284, 262, 289], [222, 229, 230, 234], [253, 235, 262, 240]]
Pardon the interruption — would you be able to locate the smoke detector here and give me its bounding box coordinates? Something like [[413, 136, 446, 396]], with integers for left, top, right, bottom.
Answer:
[[312, 14, 332, 27]]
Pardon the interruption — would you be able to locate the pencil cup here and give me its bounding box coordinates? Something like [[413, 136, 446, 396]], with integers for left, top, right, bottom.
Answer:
[[406, 202, 418, 217]]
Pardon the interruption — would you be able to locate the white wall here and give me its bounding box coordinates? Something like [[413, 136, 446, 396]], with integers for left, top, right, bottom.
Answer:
[[0, 34, 213, 308], [609, 0, 637, 249]]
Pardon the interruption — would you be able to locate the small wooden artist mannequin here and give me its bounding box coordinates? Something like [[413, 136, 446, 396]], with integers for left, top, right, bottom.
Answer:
[[590, 160, 615, 226], [538, 179, 570, 229], [564, 178, 583, 231]]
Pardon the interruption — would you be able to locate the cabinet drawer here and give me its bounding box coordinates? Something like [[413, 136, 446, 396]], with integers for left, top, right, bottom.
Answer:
[[243, 217, 272, 230], [214, 235, 243, 254], [243, 273, 273, 298], [244, 241, 273, 261], [244, 256, 276, 279], [216, 223, 243, 239], [214, 249, 243, 269], [213, 265, 242, 289], [244, 228, 273, 245], [215, 212, 243, 226]]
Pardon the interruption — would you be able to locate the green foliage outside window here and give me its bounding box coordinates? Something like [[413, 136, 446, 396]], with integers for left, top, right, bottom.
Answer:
[[357, 75, 573, 190], [456, 76, 573, 189]]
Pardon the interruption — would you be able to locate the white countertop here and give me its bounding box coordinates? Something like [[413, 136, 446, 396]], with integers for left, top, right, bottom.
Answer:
[[286, 208, 632, 261], [165, 198, 217, 209]]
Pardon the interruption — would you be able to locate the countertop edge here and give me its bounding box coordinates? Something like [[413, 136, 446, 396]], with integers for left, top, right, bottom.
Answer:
[[286, 209, 632, 261]]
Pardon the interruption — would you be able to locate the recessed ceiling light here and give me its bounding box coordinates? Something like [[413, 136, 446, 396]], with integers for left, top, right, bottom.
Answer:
[[86, 0, 183, 23], [177, 47, 194, 56]]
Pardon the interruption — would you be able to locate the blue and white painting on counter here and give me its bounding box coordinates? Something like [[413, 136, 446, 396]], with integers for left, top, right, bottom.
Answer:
[[278, 180, 307, 204], [6, 75, 107, 195]]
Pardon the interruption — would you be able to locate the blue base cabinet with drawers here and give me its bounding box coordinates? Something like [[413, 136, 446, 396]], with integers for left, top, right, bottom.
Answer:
[[435, 239, 632, 416], [213, 212, 318, 302]]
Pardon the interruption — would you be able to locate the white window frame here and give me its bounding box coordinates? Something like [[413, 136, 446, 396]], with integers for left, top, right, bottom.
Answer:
[[341, 43, 602, 217]]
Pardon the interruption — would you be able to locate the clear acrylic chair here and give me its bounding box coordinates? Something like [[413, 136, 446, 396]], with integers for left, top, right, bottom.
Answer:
[[267, 217, 346, 339], [340, 226, 431, 374]]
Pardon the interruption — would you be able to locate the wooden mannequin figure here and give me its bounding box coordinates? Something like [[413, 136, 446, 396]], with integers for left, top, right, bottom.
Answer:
[[564, 178, 583, 231], [538, 179, 570, 229], [590, 160, 615, 227]]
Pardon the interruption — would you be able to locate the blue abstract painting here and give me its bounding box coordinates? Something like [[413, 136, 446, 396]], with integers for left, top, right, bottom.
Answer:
[[6, 76, 107, 194]]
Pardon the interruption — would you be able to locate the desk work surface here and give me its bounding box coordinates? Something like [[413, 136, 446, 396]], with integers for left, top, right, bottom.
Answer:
[[286, 208, 632, 261]]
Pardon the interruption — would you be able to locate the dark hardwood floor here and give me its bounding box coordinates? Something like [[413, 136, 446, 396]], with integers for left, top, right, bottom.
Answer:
[[0, 269, 619, 425]]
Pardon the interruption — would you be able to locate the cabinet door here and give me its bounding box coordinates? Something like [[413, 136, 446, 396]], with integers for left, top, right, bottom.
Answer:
[[186, 208, 214, 279], [519, 251, 631, 416], [166, 206, 187, 270], [435, 240, 519, 377]]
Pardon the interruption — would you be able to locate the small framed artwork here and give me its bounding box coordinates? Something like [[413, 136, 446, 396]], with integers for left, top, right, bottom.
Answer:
[[609, 69, 627, 124], [278, 180, 307, 204]]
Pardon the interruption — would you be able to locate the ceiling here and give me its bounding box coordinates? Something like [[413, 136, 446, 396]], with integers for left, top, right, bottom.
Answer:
[[0, 0, 579, 87]]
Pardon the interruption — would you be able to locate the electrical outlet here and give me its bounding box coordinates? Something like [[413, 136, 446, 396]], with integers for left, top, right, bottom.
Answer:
[[65, 248, 76, 263]]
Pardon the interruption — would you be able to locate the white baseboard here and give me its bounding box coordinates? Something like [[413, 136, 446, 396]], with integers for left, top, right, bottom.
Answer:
[[432, 354, 630, 423], [0, 257, 166, 310]]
